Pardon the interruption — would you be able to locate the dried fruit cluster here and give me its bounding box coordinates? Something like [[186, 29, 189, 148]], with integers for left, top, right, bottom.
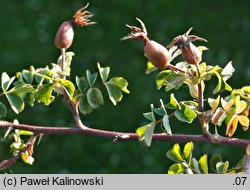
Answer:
[[121, 18, 207, 71]]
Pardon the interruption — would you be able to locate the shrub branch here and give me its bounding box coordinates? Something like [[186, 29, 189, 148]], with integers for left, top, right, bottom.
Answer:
[[0, 120, 249, 148]]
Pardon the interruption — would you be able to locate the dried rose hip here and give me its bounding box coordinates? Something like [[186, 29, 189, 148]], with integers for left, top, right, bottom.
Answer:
[[121, 18, 171, 70], [54, 3, 96, 50], [167, 28, 207, 65]]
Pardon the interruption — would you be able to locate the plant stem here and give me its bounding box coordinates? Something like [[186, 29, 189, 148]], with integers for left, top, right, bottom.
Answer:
[[167, 64, 186, 73], [167, 64, 193, 77], [0, 121, 250, 148], [61, 48, 66, 79], [0, 134, 38, 171], [196, 64, 210, 137]]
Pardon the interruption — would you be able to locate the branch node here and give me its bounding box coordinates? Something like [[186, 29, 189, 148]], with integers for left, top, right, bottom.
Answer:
[[113, 134, 131, 142]]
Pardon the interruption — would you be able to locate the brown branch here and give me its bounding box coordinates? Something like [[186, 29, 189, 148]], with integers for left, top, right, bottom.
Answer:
[[0, 134, 38, 171], [0, 121, 250, 148]]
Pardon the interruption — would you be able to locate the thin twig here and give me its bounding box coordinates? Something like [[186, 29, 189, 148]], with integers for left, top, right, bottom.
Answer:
[[196, 64, 211, 137], [0, 134, 38, 171]]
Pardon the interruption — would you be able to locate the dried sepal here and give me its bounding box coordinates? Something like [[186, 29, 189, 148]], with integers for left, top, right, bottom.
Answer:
[[167, 28, 207, 65], [121, 18, 149, 42], [167, 28, 207, 49], [72, 2, 96, 27]]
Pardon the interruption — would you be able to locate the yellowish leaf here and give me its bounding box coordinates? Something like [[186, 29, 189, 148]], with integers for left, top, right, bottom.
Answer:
[[235, 99, 247, 115], [242, 125, 249, 131], [238, 115, 249, 128], [226, 115, 238, 137], [208, 95, 220, 111], [221, 98, 234, 110]]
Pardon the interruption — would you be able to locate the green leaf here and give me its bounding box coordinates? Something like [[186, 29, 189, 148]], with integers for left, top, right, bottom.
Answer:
[[97, 62, 110, 82], [183, 142, 194, 163], [229, 155, 247, 173], [191, 158, 201, 174], [198, 154, 208, 174], [8, 84, 35, 99], [57, 52, 75, 76], [153, 107, 165, 116], [86, 70, 97, 87], [105, 83, 122, 106], [182, 101, 199, 110], [19, 130, 33, 136], [143, 112, 153, 121], [150, 104, 156, 122], [136, 122, 156, 146], [174, 104, 197, 123], [232, 86, 250, 101], [166, 143, 184, 162], [1, 72, 15, 92], [174, 110, 189, 123], [155, 70, 171, 89], [34, 67, 52, 84], [213, 71, 222, 94], [167, 93, 181, 109], [168, 163, 185, 174], [164, 73, 186, 92], [158, 99, 168, 115], [57, 51, 75, 66], [210, 154, 222, 173], [0, 102, 7, 118], [21, 66, 35, 84], [59, 79, 75, 100], [34, 83, 54, 105], [107, 77, 130, 94], [162, 114, 172, 136], [213, 71, 232, 94], [216, 161, 229, 174], [6, 93, 24, 114], [24, 93, 35, 107], [224, 80, 232, 91], [76, 76, 88, 93], [78, 96, 93, 114], [87, 88, 104, 109], [145, 61, 158, 74], [188, 83, 198, 98], [221, 61, 234, 81]]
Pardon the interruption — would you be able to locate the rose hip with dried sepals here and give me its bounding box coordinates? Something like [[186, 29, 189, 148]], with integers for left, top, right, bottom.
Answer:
[[167, 28, 207, 65], [121, 18, 172, 70], [54, 2, 96, 50]]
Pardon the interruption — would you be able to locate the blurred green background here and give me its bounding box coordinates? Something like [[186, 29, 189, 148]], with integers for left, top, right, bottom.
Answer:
[[1, 0, 250, 173]]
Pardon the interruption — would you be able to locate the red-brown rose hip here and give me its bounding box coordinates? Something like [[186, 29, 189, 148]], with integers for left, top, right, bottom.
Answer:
[[121, 18, 171, 70], [167, 28, 207, 65], [144, 40, 171, 69], [54, 3, 95, 50], [181, 42, 202, 65], [55, 21, 74, 49]]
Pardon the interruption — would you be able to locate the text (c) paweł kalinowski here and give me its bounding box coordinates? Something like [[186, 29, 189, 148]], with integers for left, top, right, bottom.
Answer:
[[20, 176, 104, 186]]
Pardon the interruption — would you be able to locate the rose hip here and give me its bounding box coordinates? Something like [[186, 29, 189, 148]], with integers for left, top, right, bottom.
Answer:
[[167, 28, 207, 65], [121, 18, 171, 70], [55, 21, 74, 49], [144, 40, 171, 69], [54, 3, 95, 50]]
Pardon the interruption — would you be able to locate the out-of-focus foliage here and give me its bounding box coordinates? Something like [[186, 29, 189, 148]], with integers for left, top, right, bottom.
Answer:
[[1, 0, 250, 173]]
